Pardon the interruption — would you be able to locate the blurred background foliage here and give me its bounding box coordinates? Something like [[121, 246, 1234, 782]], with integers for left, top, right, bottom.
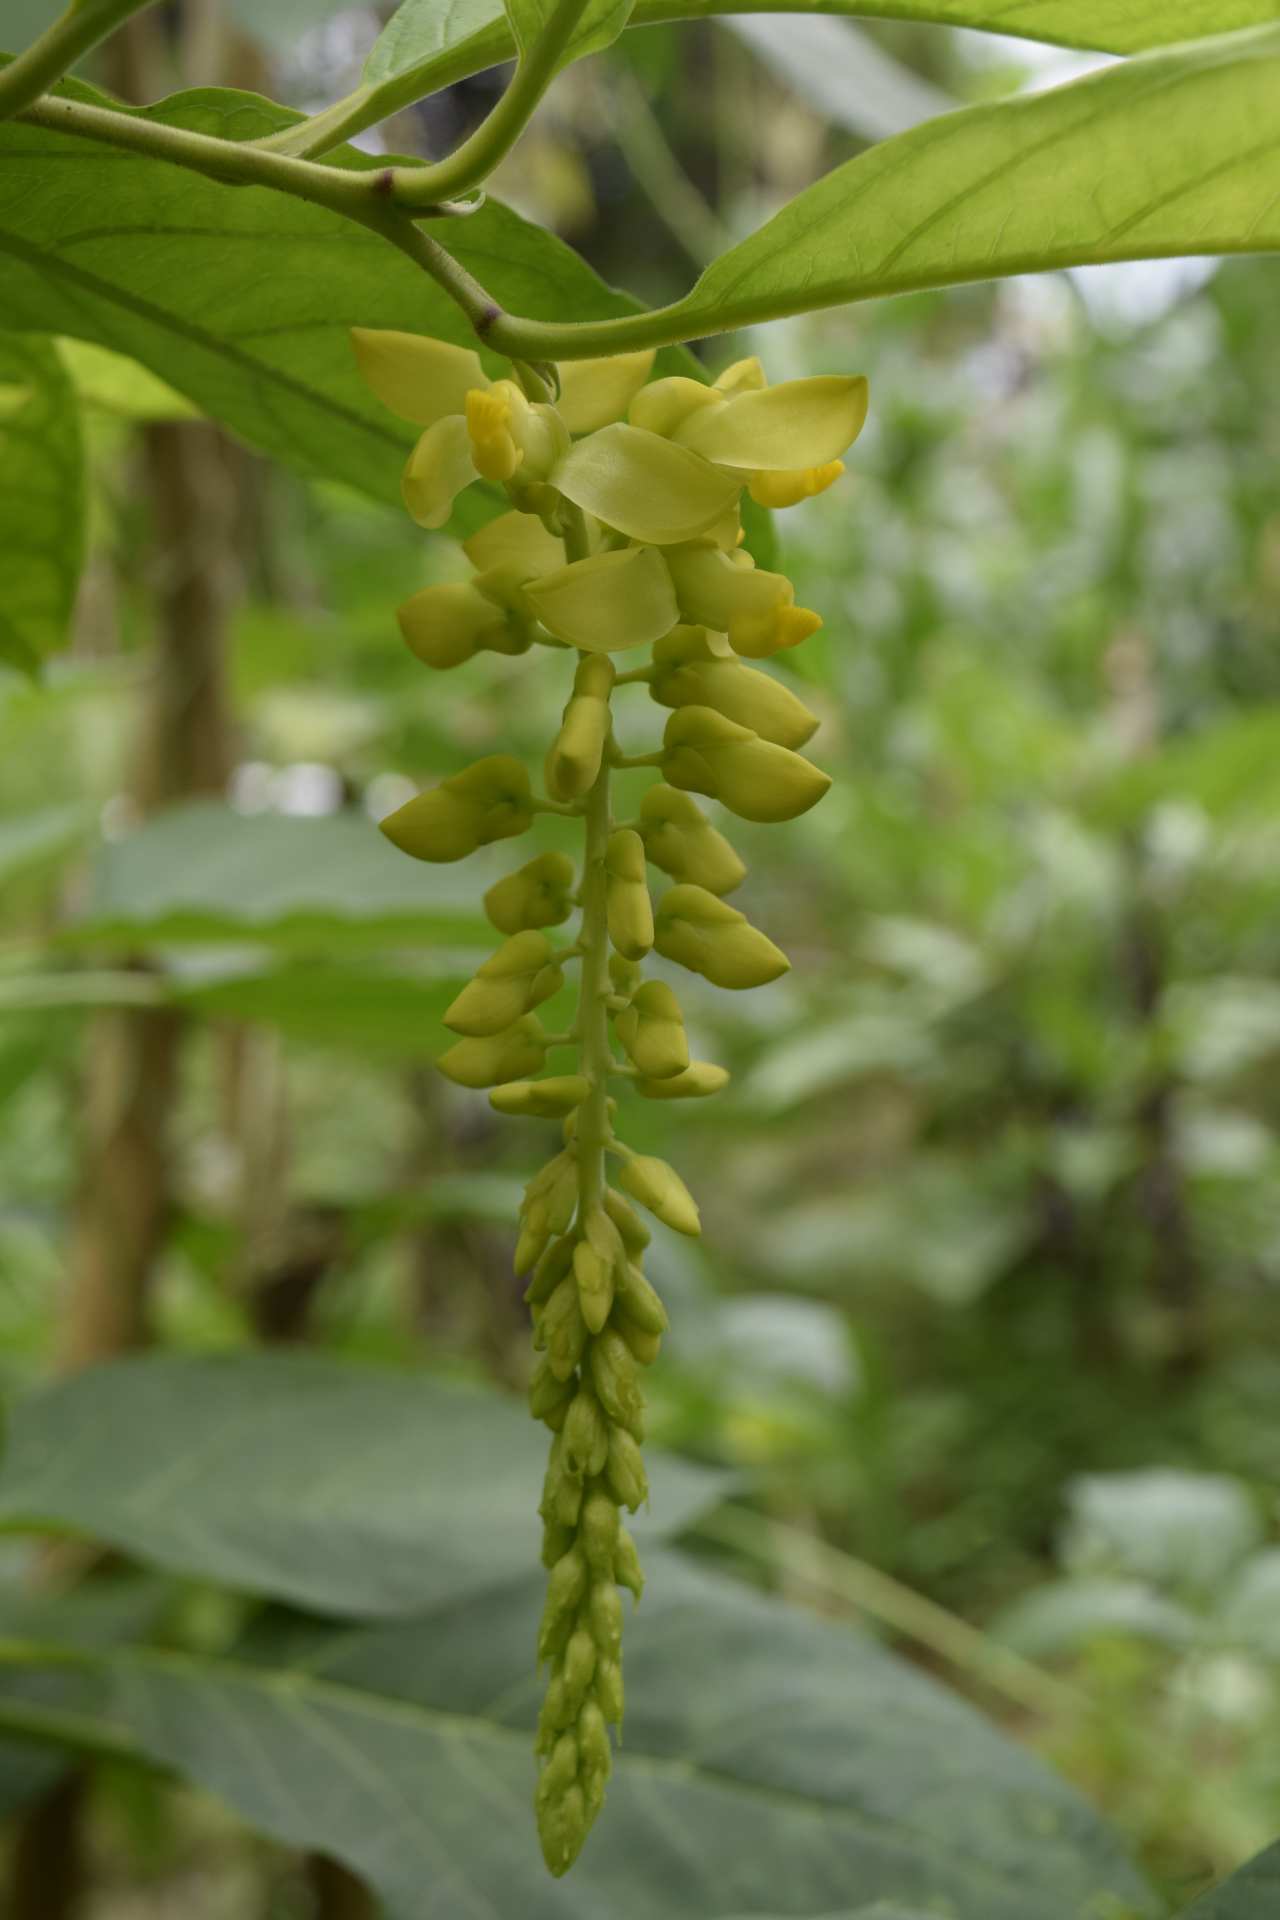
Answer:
[[4, 2, 1280, 1912]]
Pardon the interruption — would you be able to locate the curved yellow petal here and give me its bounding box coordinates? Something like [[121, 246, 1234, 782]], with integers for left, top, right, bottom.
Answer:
[[401, 414, 479, 529], [747, 461, 845, 509], [463, 509, 567, 576], [628, 377, 724, 439], [557, 351, 656, 434], [524, 546, 678, 652], [351, 328, 489, 427], [712, 357, 767, 399], [553, 424, 740, 546], [674, 375, 869, 472]]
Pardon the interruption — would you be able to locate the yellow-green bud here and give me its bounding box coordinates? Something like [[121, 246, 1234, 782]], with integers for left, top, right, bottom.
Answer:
[[637, 784, 746, 895], [614, 979, 688, 1080], [576, 1695, 612, 1790], [538, 1777, 586, 1878], [590, 1325, 644, 1425], [608, 951, 645, 999], [538, 1544, 588, 1660], [436, 1013, 547, 1089], [653, 884, 790, 990], [546, 655, 616, 799], [663, 543, 817, 654], [542, 1521, 574, 1567], [650, 625, 818, 749], [604, 829, 654, 961], [537, 1662, 572, 1745], [526, 546, 678, 652], [535, 1727, 579, 1807], [562, 1623, 598, 1713], [588, 1576, 623, 1659], [573, 1237, 615, 1336], [605, 1424, 649, 1512], [552, 423, 740, 547], [525, 1150, 580, 1237], [484, 850, 576, 935], [381, 755, 533, 863], [661, 706, 830, 824], [529, 1355, 575, 1426], [525, 1228, 577, 1305], [540, 1436, 585, 1529], [515, 1224, 548, 1277], [636, 1060, 730, 1099], [444, 931, 564, 1037], [593, 1655, 625, 1726], [491, 1075, 591, 1119], [619, 1152, 701, 1236], [397, 580, 532, 672], [615, 1261, 668, 1334], [580, 1485, 622, 1570], [604, 1187, 650, 1257], [614, 1528, 645, 1602], [542, 1274, 588, 1381], [611, 1302, 662, 1367], [562, 1385, 610, 1479]]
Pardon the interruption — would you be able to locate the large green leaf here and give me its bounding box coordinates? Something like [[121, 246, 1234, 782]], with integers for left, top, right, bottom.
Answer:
[[672, 26, 1280, 337], [0, 1550, 1151, 1920], [0, 1352, 727, 1619], [1179, 1840, 1280, 1917], [0, 87, 695, 513], [0, 332, 85, 674]]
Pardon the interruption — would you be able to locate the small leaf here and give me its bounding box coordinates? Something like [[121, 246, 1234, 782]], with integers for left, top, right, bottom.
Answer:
[[0, 334, 86, 675], [504, 0, 634, 65], [1178, 1838, 1280, 1917]]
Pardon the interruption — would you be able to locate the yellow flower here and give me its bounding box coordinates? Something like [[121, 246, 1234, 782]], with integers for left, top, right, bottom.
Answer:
[[525, 547, 678, 652], [649, 626, 819, 748], [550, 425, 740, 546], [660, 706, 831, 823], [662, 544, 823, 658]]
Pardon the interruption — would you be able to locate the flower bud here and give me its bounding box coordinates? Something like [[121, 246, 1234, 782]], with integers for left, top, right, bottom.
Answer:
[[537, 1662, 573, 1741], [580, 1484, 622, 1570], [604, 829, 653, 961], [539, 1779, 586, 1878], [576, 1695, 612, 1785], [604, 1188, 650, 1258], [562, 1385, 610, 1479], [653, 883, 789, 990], [614, 979, 688, 1080], [661, 706, 830, 824], [635, 1060, 730, 1100], [552, 424, 740, 547], [540, 1436, 584, 1529], [381, 754, 533, 863], [650, 625, 818, 749], [445, 931, 564, 1037], [562, 1623, 598, 1712], [605, 1424, 649, 1512], [593, 1655, 625, 1725], [529, 1355, 575, 1425], [613, 1527, 645, 1601], [557, 350, 656, 433], [608, 951, 645, 999], [491, 1075, 590, 1119], [590, 1325, 644, 1425], [436, 1013, 547, 1089], [537, 1543, 587, 1659], [573, 1235, 615, 1335], [664, 543, 809, 649], [672, 373, 869, 474], [397, 580, 531, 671], [615, 1261, 668, 1334], [525, 1226, 577, 1304], [636, 784, 746, 895], [525, 546, 678, 652], [619, 1152, 701, 1236], [588, 1577, 623, 1660], [484, 850, 576, 935], [748, 461, 845, 509], [536, 1727, 579, 1807], [542, 1274, 589, 1381], [515, 1224, 548, 1277], [729, 599, 823, 658], [546, 655, 615, 799], [611, 1301, 661, 1366], [542, 1522, 574, 1568]]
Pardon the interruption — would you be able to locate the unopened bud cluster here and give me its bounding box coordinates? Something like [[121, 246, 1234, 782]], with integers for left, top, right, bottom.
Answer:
[[353, 326, 866, 1874]]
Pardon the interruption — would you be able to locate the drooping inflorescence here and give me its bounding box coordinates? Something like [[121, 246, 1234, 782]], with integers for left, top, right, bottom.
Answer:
[[352, 326, 867, 1874]]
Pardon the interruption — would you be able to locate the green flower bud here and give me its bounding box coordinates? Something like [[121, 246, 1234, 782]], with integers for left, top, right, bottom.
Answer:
[[491, 1075, 591, 1119], [535, 1727, 579, 1808], [484, 850, 576, 935], [604, 829, 654, 961], [527, 545, 678, 653], [573, 1236, 615, 1336], [540, 1436, 585, 1530], [604, 1187, 650, 1257], [653, 884, 789, 990], [608, 951, 645, 999], [562, 1622, 598, 1713], [593, 1655, 625, 1727], [614, 979, 689, 1080], [381, 754, 534, 863], [619, 1152, 701, 1236], [538, 1544, 588, 1660], [542, 1521, 574, 1568], [529, 1355, 575, 1426], [525, 1150, 580, 1238], [614, 1527, 645, 1602], [546, 655, 616, 799], [562, 1385, 610, 1479], [590, 1325, 644, 1425], [663, 542, 815, 651], [557, 349, 656, 433], [588, 1577, 623, 1660], [526, 1227, 578, 1305], [605, 1424, 649, 1512], [577, 1696, 612, 1800], [650, 625, 819, 749], [635, 1060, 730, 1099], [444, 931, 564, 1037], [661, 706, 831, 824], [538, 1777, 586, 1878], [542, 1274, 588, 1381], [637, 784, 746, 896], [436, 1013, 547, 1089], [397, 580, 532, 672], [611, 1302, 662, 1367], [515, 1224, 549, 1277], [580, 1484, 622, 1571], [552, 424, 740, 547], [615, 1261, 668, 1334], [536, 1661, 572, 1744]]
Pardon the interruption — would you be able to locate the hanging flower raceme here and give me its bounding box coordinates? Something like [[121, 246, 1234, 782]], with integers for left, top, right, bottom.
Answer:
[[351, 325, 865, 1877]]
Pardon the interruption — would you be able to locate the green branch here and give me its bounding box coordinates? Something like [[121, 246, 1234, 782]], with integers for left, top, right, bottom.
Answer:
[[0, 0, 156, 121]]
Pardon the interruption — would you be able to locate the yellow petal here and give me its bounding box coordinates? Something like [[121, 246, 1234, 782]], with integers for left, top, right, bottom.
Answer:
[[664, 543, 790, 629], [553, 424, 740, 546], [524, 546, 678, 651], [350, 328, 489, 427], [401, 414, 479, 529], [464, 510, 566, 575], [557, 351, 656, 434], [747, 461, 845, 509], [674, 375, 869, 472], [628, 377, 724, 439], [712, 357, 767, 399]]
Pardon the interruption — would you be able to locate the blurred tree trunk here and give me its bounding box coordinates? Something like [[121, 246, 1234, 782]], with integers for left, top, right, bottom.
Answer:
[[1, 1776, 87, 1920], [307, 1855, 378, 1920]]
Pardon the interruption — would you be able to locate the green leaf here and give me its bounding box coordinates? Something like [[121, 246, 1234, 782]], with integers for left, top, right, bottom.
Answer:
[[0, 1550, 1151, 1920], [177, 961, 466, 1058], [0, 1352, 728, 1619], [0, 333, 85, 675], [1179, 1840, 1280, 1917], [674, 27, 1280, 337], [0, 87, 696, 513]]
